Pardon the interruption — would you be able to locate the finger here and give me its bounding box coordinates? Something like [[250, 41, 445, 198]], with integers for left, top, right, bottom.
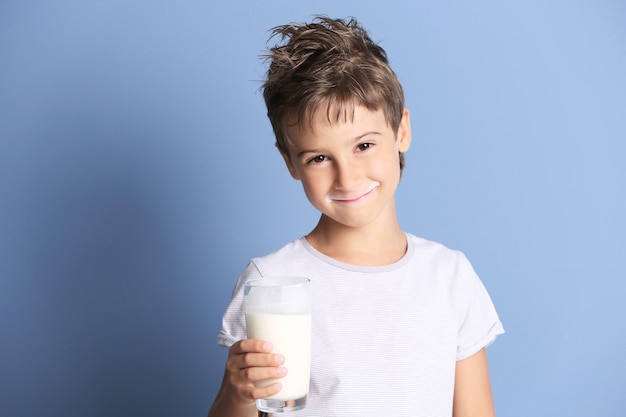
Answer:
[[239, 351, 285, 367], [250, 381, 283, 400], [240, 363, 287, 383], [231, 367, 287, 400], [228, 341, 285, 371], [231, 339, 273, 354], [227, 353, 285, 380]]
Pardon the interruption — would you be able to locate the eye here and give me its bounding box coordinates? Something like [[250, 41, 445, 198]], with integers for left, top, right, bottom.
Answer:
[[307, 155, 327, 164], [356, 142, 373, 152]]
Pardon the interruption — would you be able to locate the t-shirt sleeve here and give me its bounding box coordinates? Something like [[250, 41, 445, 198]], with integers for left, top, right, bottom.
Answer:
[[216, 261, 262, 348], [455, 253, 505, 361]]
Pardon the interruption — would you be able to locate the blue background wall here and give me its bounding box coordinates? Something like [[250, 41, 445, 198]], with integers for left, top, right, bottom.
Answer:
[[1, 1, 624, 416]]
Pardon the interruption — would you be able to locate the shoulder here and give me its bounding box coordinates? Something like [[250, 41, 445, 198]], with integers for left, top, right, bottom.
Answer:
[[252, 237, 308, 262], [232, 238, 310, 296], [404, 232, 479, 289], [406, 233, 469, 264], [247, 237, 313, 276]]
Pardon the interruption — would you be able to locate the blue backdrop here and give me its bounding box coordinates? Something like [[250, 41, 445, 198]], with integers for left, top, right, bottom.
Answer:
[[1, 1, 625, 416]]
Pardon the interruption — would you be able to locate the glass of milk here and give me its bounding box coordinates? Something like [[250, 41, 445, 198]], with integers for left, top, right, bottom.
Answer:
[[244, 276, 311, 413]]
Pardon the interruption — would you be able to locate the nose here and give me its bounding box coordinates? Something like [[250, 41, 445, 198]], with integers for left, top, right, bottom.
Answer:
[[334, 158, 359, 190]]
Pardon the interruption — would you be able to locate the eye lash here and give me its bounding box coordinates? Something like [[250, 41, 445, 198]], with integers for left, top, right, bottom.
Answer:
[[306, 155, 326, 164]]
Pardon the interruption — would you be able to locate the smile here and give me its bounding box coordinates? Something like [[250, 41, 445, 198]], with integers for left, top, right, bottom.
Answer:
[[326, 181, 381, 203]]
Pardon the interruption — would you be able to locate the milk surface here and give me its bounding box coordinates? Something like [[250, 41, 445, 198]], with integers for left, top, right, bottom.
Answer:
[[245, 311, 312, 400]]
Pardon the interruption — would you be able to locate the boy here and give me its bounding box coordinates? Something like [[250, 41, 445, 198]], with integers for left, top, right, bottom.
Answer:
[[208, 16, 504, 417]]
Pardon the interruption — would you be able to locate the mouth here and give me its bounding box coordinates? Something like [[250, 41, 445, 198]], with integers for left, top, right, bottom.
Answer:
[[326, 181, 380, 203]]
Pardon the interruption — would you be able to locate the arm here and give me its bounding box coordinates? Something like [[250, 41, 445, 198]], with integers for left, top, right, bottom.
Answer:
[[208, 339, 286, 417], [452, 348, 496, 417]]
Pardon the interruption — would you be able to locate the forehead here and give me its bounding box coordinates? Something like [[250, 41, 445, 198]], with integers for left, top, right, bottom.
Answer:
[[286, 101, 389, 137], [284, 104, 391, 149]]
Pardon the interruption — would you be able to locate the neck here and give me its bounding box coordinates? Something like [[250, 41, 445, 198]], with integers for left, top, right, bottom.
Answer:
[[306, 215, 407, 266]]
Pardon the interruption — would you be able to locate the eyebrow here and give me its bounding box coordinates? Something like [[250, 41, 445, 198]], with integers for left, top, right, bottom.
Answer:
[[295, 131, 382, 158]]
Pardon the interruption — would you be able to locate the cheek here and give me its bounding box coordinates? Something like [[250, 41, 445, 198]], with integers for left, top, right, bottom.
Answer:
[[300, 175, 327, 202], [369, 153, 401, 181]]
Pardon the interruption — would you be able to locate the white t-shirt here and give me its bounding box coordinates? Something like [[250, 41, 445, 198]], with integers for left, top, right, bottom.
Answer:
[[218, 233, 504, 417]]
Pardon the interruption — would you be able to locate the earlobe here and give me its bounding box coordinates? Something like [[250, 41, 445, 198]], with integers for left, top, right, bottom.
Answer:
[[279, 149, 301, 180], [397, 108, 412, 152]]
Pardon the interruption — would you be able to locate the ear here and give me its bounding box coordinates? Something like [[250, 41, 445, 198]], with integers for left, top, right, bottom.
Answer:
[[397, 108, 412, 153], [278, 146, 301, 180]]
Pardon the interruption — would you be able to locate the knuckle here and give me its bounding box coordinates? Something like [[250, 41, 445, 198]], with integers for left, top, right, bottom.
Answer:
[[235, 339, 248, 351], [228, 341, 240, 353], [251, 390, 265, 400], [240, 352, 253, 366], [235, 388, 250, 401], [225, 357, 238, 373], [242, 338, 258, 351], [242, 366, 257, 381]]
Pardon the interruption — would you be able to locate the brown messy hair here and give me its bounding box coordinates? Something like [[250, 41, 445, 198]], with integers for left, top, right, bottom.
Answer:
[[262, 16, 406, 170]]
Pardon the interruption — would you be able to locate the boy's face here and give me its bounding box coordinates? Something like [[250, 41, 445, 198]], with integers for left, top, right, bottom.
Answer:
[[281, 105, 411, 229]]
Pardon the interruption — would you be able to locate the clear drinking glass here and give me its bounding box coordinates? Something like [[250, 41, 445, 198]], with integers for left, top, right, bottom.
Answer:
[[244, 276, 312, 413]]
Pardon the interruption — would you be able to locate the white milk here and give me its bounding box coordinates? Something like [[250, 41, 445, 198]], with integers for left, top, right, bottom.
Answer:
[[245, 311, 312, 401]]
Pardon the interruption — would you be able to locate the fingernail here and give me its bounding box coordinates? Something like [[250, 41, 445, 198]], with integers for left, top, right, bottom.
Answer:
[[276, 367, 287, 376], [274, 354, 285, 364], [263, 342, 273, 352]]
